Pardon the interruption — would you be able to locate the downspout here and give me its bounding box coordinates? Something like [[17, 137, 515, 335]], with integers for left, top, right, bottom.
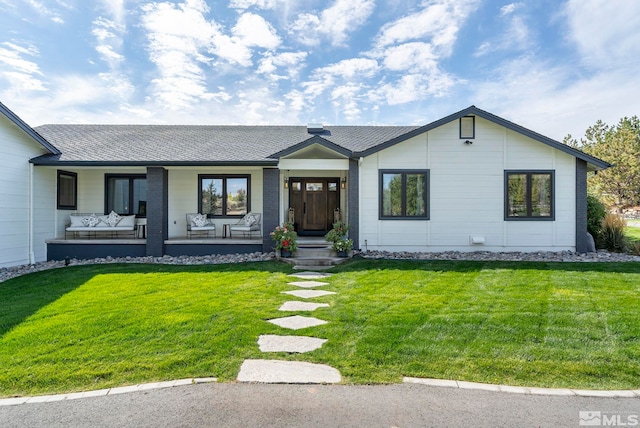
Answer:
[[29, 162, 35, 264]]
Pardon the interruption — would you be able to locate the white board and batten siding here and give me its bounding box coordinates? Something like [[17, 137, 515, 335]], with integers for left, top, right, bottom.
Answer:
[[359, 116, 576, 253], [0, 115, 52, 267]]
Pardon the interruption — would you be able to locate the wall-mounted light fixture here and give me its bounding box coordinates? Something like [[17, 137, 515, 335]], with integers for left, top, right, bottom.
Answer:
[[284, 177, 289, 189], [341, 177, 347, 189], [464, 140, 473, 145]]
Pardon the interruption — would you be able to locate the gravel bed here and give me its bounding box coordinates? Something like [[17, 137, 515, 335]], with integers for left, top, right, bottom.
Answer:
[[1, 250, 639, 284]]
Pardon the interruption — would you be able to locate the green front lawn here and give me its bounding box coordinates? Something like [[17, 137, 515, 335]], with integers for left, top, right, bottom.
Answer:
[[1, 259, 639, 397]]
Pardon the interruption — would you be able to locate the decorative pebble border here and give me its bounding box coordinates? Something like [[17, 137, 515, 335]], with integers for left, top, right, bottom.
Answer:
[[2, 249, 639, 284]]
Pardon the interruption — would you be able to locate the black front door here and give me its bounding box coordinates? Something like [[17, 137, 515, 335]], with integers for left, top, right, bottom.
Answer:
[[289, 178, 340, 235]]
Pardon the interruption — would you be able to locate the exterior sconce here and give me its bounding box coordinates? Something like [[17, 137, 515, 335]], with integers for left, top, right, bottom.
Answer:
[[464, 140, 473, 145], [341, 177, 347, 189], [284, 177, 289, 188]]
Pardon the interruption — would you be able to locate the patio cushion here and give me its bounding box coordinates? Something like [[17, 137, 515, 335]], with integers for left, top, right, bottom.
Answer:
[[69, 215, 85, 227], [192, 213, 208, 227], [105, 210, 122, 227], [118, 215, 136, 228], [81, 214, 100, 227]]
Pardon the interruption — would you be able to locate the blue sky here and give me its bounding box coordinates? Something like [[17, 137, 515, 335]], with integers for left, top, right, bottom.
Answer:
[[1, 0, 639, 141]]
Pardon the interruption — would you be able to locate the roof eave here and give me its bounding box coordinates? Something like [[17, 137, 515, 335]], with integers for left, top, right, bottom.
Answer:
[[29, 158, 279, 167]]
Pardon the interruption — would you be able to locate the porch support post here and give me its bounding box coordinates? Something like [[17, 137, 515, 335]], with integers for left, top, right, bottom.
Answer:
[[262, 168, 279, 252], [575, 159, 588, 253], [348, 158, 359, 249], [146, 167, 168, 257]]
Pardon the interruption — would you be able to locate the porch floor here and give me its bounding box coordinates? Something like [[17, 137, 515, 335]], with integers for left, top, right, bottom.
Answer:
[[48, 236, 262, 245]]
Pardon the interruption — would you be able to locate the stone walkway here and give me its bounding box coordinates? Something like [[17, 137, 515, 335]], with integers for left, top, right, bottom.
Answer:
[[237, 271, 341, 384]]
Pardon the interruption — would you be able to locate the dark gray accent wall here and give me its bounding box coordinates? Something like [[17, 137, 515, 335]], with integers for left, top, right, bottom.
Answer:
[[146, 167, 168, 257], [575, 159, 588, 253], [47, 242, 146, 261], [262, 168, 280, 252], [348, 158, 359, 249]]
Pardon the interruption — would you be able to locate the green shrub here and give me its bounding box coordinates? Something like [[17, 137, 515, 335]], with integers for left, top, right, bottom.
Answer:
[[599, 214, 627, 252], [587, 193, 607, 239]]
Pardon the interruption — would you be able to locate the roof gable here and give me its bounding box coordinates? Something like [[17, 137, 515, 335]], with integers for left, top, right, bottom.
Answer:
[[0, 101, 60, 155], [269, 135, 351, 159], [356, 106, 611, 171]]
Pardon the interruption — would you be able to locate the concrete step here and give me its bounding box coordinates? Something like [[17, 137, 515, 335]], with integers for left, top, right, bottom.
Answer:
[[281, 256, 349, 270], [295, 247, 333, 258]]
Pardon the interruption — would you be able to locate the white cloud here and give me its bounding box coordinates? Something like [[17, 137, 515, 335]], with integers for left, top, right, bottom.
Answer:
[[470, 53, 640, 140], [229, 0, 279, 10], [500, 2, 523, 17], [564, 0, 640, 69], [92, 16, 125, 66], [257, 51, 308, 80], [232, 12, 281, 50], [381, 42, 438, 72], [289, 0, 375, 47], [474, 4, 531, 57], [0, 42, 47, 91], [26, 0, 65, 24], [375, 0, 479, 55]]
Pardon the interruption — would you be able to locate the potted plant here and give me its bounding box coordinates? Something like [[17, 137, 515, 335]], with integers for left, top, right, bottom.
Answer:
[[332, 237, 353, 257], [324, 221, 349, 243], [325, 221, 352, 257], [270, 222, 298, 258]]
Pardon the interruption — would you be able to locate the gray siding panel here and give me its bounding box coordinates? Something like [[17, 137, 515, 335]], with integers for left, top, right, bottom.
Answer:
[[146, 167, 168, 257], [262, 168, 279, 252], [348, 158, 359, 249], [575, 159, 588, 253]]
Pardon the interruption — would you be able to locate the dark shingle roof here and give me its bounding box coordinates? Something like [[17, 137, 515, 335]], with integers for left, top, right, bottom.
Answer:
[[31, 124, 419, 165], [29, 106, 610, 171]]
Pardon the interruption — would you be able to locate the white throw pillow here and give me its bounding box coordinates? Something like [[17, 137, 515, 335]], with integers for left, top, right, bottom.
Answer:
[[82, 214, 100, 227], [193, 214, 208, 227], [118, 215, 136, 228], [69, 215, 84, 227], [105, 210, 122, 227], [242, 213, 255, 226]]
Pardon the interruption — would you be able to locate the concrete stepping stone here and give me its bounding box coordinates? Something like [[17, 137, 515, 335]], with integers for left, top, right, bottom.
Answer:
[[237, 359, 341, 384], [267, 315, 328, 330], [287, 281, 329, 288], [288, 271, 332, 280], [282, 290, 336, 299], [279, 301, 330, 311], [258, 335, 327, 353]]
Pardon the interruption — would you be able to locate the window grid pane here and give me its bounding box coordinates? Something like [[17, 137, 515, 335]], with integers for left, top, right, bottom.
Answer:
[[406, 173, 426, 216], [226, 178, 248, 216], [531, 174, 552, 217], [507, 174, 527, 217], [201, 178, 223, 216], [382, 173, 402, 216]]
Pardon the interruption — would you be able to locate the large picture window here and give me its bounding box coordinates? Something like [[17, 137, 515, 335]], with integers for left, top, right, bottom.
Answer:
[[57, 170, 77, 210], [105, 174, 147, 216], [380, 170, 429, 219], [199, 174, 250, 217], [505, 171, 554, 220]]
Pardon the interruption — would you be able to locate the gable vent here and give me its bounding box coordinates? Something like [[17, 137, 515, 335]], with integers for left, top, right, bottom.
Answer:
[[307, 123, 324, 134]]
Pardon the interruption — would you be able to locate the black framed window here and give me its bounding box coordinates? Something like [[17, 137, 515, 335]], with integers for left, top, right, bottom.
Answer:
[[105, 174, 147, 216], [198, 174, 250, 217], [460, 116, 475, 139], [57, 170, 77, 210], [380, 170, 429, 219], [505, 171, 554, 220]]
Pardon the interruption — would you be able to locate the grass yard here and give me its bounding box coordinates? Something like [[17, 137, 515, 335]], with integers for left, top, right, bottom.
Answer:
[[1, 259, 639, 397], [626, 224, 640, 244]]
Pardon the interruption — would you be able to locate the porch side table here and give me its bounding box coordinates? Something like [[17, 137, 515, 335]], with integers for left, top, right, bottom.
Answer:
[[136, 218, 147, 239]]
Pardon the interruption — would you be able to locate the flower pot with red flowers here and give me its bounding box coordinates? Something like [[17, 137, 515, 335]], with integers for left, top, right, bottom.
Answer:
[[270, 222, 298, 258]]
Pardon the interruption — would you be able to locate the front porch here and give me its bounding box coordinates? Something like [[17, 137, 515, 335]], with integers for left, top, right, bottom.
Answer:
[[46, 236, 263, 261]]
